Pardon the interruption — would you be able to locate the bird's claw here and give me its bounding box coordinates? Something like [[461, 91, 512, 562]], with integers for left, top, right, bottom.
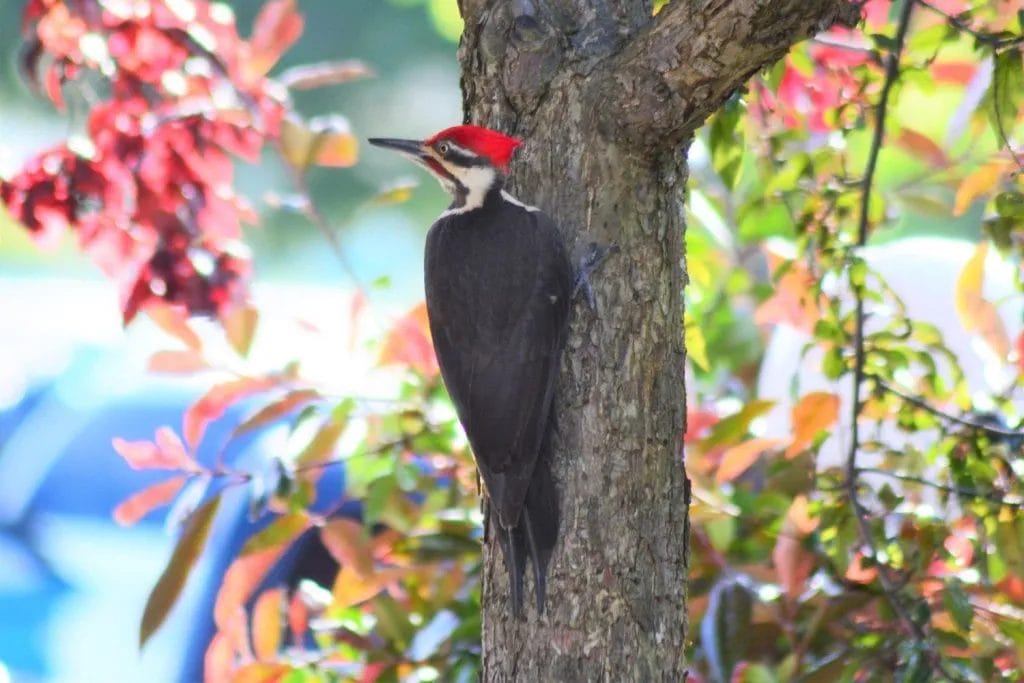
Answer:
[[573, 241, 618, 310]]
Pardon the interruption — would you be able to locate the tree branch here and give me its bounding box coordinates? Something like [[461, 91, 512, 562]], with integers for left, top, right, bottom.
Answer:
[[591, 0, 861, 146]]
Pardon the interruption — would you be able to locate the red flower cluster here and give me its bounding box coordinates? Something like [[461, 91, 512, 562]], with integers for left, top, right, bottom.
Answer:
[[3, 0, 294, 321]]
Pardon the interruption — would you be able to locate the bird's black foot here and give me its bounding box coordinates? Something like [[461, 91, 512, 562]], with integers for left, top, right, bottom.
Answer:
[[572, 241, 618, 309]]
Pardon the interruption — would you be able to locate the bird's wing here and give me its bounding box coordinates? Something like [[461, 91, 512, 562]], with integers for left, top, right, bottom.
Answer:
[[426, 208, 571, 529]]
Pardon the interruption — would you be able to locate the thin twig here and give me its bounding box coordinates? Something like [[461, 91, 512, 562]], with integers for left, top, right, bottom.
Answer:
[[276, 142, 368, 290], [914, 0, 1024, 51], [856, 467, 1024, 509], [844, 0, 951, 674], [877, 379, 1023, 438]]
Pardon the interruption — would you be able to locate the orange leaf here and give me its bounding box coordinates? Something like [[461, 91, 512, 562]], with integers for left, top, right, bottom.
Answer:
[[113, 476, 187, 526], [379, 302, 438, 377], [954, 161, 1009, 216], [715, 437, 785, 483], [955, 241, 1010, 358], [144, 302, 202, 351], [785, 392, 840, 458], [772, 533, 815, 600], [224, 306, 259, 357], [321, 518, 374, 577], [232, 663, 290, 683], [215, 547, 287, 631], [251, 588, 284, 662], [895, 128, 948, 168], [184, 377, 281, 450], [773, 495, 818, 599], [279, 115, 358, 169], [244, 0, 303, 82], [332, 566, 405, 609], [845, 551, 878, 585], [234, 389, 322, 437], [148, 349, 209, 374], [278, 60, 374, 90], [754, 257, 823, 333]]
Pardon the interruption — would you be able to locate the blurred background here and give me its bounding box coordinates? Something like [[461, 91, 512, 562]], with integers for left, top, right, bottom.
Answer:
[[3, 0, 1022, 681], [0, 2, 462, 680]]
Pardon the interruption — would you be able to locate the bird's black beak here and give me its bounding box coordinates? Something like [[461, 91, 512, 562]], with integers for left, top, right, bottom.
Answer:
[[367, 137, 428, 160]]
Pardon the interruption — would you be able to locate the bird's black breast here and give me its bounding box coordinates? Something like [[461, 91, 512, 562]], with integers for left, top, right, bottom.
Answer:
[[424, 192, 572, 527]]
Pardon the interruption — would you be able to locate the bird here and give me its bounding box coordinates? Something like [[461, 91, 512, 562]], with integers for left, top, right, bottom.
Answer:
[[368, 125, 573, 615]]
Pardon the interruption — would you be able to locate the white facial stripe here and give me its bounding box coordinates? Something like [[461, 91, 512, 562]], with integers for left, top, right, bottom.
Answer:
[[445, 141, 472, 157]]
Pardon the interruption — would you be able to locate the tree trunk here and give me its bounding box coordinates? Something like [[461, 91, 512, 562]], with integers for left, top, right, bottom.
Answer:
[[456, 1, 860, 678]]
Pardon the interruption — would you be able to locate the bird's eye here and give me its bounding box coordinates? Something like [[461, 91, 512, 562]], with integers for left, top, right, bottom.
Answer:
[[437, 142, 450, 155]]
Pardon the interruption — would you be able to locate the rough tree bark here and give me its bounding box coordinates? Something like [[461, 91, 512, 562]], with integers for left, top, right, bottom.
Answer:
[[455, 1, 860, 679]]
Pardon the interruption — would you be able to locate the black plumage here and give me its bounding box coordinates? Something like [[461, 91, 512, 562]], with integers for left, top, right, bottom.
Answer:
[[425, 187, 572, 614]]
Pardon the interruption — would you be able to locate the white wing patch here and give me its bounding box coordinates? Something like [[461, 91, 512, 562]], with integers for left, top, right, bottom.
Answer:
[[500, 190, 540, 212]]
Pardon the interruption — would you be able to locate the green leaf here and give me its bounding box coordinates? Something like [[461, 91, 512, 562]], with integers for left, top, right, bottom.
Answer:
[[995, 191, 1024, 219], [140, 495, 221, 647], [242, 512, 311, 555], [942, 579, 973, 632], [702, 399, 776, 448], [709, 101, 745, 189], [685, 311, 710, 371], [986, 50, 1024, 141], [295, 416, 347, 468]]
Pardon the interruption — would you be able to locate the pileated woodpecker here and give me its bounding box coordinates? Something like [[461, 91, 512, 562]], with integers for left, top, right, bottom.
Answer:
[[369, 125, 572, 615]]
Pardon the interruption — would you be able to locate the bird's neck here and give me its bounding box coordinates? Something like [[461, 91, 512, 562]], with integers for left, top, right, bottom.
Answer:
[[444, 166, 503, 216]]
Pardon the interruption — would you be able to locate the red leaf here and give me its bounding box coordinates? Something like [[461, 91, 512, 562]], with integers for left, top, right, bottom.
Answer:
[[287, 591, 308, 644], [113, 430, 195, 471], [148, 349, 209, 374], [894, 128, 948, 168], [203, 633, 233, 683], [379, 302, 439, 377], [183, 377, 281, 450], [244, 0, 304, 82], [348, 290, 367, 351], [113, 476, 187, 526], [155, 427, 194, 468], [359, 663, 388, 683], [141, 495, 221, 647]]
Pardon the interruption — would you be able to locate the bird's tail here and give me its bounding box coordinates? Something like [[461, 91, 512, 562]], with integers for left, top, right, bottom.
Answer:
[[494, 456, 559, 616]]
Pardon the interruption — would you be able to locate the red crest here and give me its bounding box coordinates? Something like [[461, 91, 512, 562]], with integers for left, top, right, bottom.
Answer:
[[426, 125, 522, 171]]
